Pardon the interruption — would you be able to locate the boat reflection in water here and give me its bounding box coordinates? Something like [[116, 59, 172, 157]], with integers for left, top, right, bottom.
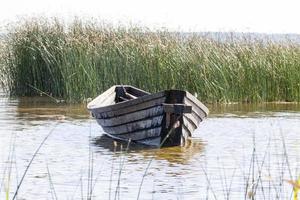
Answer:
[[93, 134, 205, 164]]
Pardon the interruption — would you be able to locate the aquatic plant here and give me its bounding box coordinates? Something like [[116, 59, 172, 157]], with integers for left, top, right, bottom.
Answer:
[[0, 39, 8, 90], [2, 18, 300, 103], [12, 124, 57, 200], [1, 112, 300, 199]]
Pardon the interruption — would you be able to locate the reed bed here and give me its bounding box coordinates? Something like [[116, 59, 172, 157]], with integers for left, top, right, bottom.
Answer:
[[0, 39, 8, 90], [2, 18, 300, 102]]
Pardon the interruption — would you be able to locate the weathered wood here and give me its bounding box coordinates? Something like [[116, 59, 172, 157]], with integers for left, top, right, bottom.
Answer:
[[122, 85, 150, 97], [98, 96, 166, 119], [182, 125, 192, 145], [182, 124, 192, 137], [91, 91, 165, 113], [162, 112, 183, 146], [185, 97, 207, 119], [183, 117, 197, 133], [125, 92, 137, 99], [185, 92, 209, 117], [102, 115, 163, 135], [116, 86, 139, 102], [107, 127, 162, 141], [118, 96, 129, 101], [163, 103, 192, 114], [88, 85, 209, 147], [87, 86, 116, 109], [160, 90, 186, 146], [184, 112, 202, 126], [183, 115, 197, 129], [96, 106, 164, 127]]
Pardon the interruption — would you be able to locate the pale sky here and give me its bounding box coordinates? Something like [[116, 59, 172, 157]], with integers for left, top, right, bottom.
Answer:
[[0, 0, 299, 33]]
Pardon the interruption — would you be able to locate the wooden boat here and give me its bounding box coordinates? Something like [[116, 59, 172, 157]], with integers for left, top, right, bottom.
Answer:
[[87, 85, 209, 147]]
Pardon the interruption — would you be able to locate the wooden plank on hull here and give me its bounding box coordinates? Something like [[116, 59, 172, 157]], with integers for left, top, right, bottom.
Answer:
[[184, 113, 201, 128], [98, 97, 166, 119], [87, 86, 116, 109], [102, 115, 164, 135], [184, 97, 207, 120], [101, 93, 116, 107], [96, 106, 164, 127], [185, 92, 209, 116], [182, 125, 191, 136], [163, 103, 192, 114], [110, 127, 162, 141], [183, 117, 197, 133], [183, 115, 197, 130], [91, 91, 165, 113], [182, 125, 192, 141]]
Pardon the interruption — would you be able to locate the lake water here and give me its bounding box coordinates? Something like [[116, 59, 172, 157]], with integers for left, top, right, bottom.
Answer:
[[1, 92, 300, 200]]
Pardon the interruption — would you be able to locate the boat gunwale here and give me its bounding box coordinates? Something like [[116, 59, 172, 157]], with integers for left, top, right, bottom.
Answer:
[[88, 86, 209, 117], [94, 96, 166, 119], [185, 91, 209, 117], [88, 90, 166, 113]]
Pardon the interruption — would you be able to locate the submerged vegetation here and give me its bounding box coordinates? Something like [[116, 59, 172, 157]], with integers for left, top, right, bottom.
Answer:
[[1, 18, 300, 102]]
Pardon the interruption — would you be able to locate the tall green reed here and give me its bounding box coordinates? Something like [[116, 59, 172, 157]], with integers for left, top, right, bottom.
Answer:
[[2, 18, 300, 103]]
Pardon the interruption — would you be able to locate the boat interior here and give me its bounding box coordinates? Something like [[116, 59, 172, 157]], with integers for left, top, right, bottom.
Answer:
[[115, 86, 150, 103]]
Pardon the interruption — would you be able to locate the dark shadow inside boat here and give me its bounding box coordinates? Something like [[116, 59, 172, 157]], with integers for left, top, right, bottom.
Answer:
[[92, 134, 206, 164], [114, 86, 150, 103]]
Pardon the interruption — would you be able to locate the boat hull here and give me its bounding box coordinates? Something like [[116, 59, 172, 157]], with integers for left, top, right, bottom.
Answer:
[[88, 86, 208, 147]]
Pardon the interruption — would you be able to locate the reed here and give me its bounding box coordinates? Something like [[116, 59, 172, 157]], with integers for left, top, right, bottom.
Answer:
[[0, 39, 8, 90], [2, 18, 300, 103]]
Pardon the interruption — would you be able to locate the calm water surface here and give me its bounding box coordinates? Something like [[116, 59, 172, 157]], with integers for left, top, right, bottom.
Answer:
[[1, 92, 300, 200]]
